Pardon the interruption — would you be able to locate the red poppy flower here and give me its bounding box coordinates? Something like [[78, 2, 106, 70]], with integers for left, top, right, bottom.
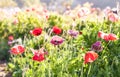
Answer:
[[98, 31, 118, 41], [31, 47, 48, 62], [8, 35, 14, 41], [32, 53, 45, 62], [98, 31, 109, 41], [18, 45, 25, 53], [52, 26, 62, 35], [10, 47, 18, 54], [103, 34, 109, 41], [84, 51, 98, 64], [30, 28, 42, 36], [10, 45, 25, 55], [108, 33, 118, 41]]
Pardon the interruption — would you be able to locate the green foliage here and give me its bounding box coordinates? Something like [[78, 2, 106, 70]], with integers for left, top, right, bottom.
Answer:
[[0, 8, 120, 77]]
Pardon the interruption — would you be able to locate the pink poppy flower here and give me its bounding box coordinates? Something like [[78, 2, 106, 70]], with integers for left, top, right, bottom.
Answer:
[[68, 30, 79, 38], [50, 36, 64, 45], [91, 41, 103, 52], [108, 13, 119, 22], [98, 31, 105, 39]]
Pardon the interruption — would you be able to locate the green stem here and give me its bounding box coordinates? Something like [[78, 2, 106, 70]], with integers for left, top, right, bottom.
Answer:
[[109, 23, 113, 33], [101, 41, 111, 56], [87, 64, 92, 77], [80, 63, 84, 77]]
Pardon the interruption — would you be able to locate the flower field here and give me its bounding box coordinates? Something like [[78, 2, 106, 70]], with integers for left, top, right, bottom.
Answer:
[[0, 4, 120, 77]]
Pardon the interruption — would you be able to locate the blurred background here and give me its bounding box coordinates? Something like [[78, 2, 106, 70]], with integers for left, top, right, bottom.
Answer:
[[0, 0, 119, 9]]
